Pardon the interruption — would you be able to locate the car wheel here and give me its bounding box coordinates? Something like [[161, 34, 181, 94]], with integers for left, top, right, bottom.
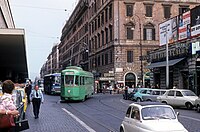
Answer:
[[185, 102, 193, 110], [136, 98, 142, 102], [197, 105, 200, 113], [120, 127, 124, 132], [146, 99, 152, 102]]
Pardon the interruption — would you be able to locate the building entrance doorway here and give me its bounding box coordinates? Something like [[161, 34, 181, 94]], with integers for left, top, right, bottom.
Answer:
[[125, 73, 136, 88]]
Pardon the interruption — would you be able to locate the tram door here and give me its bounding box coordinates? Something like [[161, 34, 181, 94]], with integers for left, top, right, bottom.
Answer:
[[125, 73, 136, 88]]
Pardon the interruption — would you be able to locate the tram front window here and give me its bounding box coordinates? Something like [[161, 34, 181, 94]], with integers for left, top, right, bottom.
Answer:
[[65, 75, 74, 85]]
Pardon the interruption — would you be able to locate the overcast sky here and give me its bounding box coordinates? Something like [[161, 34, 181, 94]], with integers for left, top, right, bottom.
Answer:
[[9, 0, 78, 80]]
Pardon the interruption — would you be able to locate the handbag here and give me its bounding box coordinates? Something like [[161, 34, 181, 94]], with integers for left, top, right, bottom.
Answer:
[[0, 115, 15, 128], [15, 119, 29, 131]]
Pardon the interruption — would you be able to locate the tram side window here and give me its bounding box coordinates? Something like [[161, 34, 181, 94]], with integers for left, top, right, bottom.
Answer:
[[80, 76, 85, 85], [85, 77, 89, 85], [75, 76, 79, 85]]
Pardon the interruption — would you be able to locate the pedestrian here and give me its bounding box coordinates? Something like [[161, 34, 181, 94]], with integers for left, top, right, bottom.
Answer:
[[0, 80, 19, 132], [25, 80, 32, 104], [30, 85, 44, 119], [124, 86, 128, 100], [109, 84, 113, 94]]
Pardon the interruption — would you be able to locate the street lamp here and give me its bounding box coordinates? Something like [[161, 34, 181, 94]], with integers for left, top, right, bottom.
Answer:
[[131, 14, 143, 86]]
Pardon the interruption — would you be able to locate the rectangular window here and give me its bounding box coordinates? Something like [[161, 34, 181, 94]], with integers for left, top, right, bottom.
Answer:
[[109, 26, 113, 41], [146, 28, 152, 40], [164, 6, 171, 19], [127, 51, 133, 63], [101, 12, 104, 25], [144, 28, 155, 40], [109, 4, 112, 19], [105, 53, 108, 65], [98, 56, 100, 66], [126, 5, 133, 17], [127, 27, 133, 39], [98, 34, 101, 48], [98, 16, 100, 28], [179, 6, 189, 14], [105, 28, 108, 44], [145, 5, 152, 17], [105, 8, 108, 22], [102, 54, 104, 65], [110, 51, 113, 63], [102, 31, 104, 46]]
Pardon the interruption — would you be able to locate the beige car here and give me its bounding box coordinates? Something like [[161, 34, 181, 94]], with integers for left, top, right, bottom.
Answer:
[[195, 98, 200, 112], [157, 89, 198, 109]]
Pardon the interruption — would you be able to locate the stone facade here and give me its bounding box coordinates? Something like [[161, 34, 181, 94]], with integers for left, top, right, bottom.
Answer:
[[43, 0, 200, 91]]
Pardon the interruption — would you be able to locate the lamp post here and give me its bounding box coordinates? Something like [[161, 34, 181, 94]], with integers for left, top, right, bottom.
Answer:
[[132, 14, 143, 86]]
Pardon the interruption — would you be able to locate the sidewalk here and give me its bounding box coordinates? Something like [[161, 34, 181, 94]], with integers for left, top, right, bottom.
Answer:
[[23, 95, 89, 132]]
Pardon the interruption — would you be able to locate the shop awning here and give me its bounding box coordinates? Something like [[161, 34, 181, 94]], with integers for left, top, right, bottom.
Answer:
[[146, 58, 185, 69]]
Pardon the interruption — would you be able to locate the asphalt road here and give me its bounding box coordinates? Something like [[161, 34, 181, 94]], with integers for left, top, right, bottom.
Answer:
[[24, 93, 200, 132]]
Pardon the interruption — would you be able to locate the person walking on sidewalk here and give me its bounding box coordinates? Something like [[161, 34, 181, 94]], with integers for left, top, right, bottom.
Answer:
[[30, 85, 44, 119], [25, 80, 32, 104]]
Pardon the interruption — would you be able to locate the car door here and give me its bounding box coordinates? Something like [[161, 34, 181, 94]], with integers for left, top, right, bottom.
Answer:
[[165, 90, 175, 105], [123, 106, 132, 132], [128, 107, 142, 132], [174, 91, 185, 106]]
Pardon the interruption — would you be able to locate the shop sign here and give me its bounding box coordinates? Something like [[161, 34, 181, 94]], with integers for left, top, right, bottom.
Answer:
[[99, 77, 115, 81], [104, 73, 114, 77]]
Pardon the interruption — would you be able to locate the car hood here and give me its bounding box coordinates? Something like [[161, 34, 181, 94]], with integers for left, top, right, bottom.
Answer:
[[141, 120, 188, 132]]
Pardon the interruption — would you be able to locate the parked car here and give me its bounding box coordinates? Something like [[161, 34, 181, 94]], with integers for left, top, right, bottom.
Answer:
[[157, 89, 198, 109], [195, 98, 200, 112], [15, 86, 28, 118], [142, 89, 168, 102], [120, 102, 188, 132], [130, 88, 152, 102]]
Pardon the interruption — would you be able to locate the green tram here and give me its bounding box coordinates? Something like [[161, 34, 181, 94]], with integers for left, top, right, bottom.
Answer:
[[60, 66, 94, 101]]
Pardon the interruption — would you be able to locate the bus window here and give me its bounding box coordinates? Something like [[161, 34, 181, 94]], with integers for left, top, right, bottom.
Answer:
[[75, 76, 79, 85], [65, 75, 74, 85]]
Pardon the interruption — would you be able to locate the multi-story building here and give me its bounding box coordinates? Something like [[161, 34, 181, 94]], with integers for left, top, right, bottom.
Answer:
[[147, 5, 200, 95], [58, 0, 200, 92], [40, 43, 60, 77]]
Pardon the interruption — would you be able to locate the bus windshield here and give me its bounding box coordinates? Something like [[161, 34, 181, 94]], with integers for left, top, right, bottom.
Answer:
[[65, 75, 74, 85]]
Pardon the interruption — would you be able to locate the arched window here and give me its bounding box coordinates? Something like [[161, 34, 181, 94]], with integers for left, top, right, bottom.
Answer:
[[143, 23, 155, 40]]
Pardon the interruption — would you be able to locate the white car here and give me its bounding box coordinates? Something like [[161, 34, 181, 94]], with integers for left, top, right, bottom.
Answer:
[[157, 89, 198, 109], [195, 98, 200, 112], [120, 102, 188, 132]]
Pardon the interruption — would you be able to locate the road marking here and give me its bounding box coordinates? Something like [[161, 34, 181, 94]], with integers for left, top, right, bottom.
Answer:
[[62, 108, 96, 132], [120, 99, 129, 105], [180, 115, 200, 122]]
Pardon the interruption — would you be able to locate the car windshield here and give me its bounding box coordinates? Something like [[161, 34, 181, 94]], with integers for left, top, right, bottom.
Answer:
[[141, 106, 176, 120], [182, 91, 197, 96]]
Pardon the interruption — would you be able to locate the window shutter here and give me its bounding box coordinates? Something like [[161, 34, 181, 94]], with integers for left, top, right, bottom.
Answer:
[[143, 28, 146, 40], [152, 28, 155, 40]]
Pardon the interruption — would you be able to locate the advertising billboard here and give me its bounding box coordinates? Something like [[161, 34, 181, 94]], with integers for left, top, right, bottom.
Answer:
[[191, 6, 200, 37], [178, 11, 191, 40], [159, 17, 178, 46]]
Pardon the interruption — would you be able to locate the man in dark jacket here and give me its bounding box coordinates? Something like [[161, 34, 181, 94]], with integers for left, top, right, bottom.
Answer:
[[25, 80, 32, 104]]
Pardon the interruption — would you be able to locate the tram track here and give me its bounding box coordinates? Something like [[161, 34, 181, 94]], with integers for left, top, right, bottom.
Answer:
[[61, 94, 130, 132], [66, 101, 119, 132]]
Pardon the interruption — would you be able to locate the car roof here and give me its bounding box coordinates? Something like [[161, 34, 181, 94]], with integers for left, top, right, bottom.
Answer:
[[130, 102, 167, 107], [168, 89, 192, 91]]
